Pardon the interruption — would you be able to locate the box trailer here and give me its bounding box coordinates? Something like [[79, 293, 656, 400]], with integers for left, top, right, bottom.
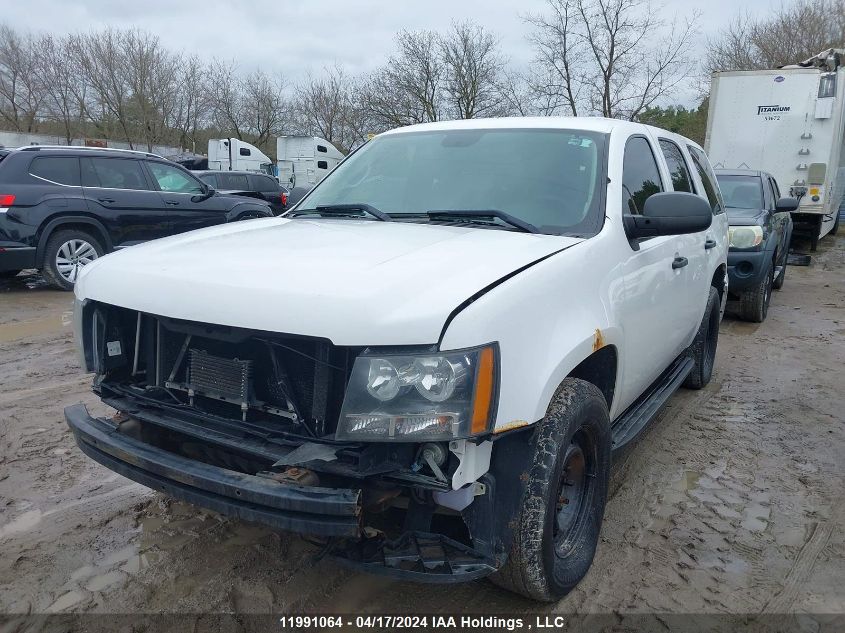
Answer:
[[276, 136, 344, 191], [706, 49, 844, 249]]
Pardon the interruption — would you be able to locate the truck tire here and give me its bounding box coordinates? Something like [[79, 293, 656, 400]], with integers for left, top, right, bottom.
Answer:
[[738, 263, 773, 323], [683, 286, 720, 390], [42, 229, 104, 291], [772, 259, 786, 290], [489, 378, 611, 602]]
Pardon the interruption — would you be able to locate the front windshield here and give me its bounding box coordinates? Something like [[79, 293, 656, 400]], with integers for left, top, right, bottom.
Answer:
[[717, 175, 763, 209], [298, 128, 607, 235]]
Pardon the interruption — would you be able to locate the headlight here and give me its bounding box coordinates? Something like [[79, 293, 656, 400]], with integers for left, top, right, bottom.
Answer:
[[729, 225, 764, 249], [336, 344, 498, 442]]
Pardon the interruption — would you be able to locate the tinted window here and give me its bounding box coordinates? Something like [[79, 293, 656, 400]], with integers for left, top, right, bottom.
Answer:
[[658, 140, 694, 193], [716, 175, 763, 209], [218, 173, 250, 190], [251, 174, 279, 192], [622, 136, 663, 214], [317, 145, 328, 153], [317, 160, 328, 170], [30, 156, 80, 186], [301, 129, 607, 235], [83, 158, 149, 190], [239, 147, 251, 156], [197, 173, 217, 187], [147, 162, 204, 194], [687, 146, 724, 214]]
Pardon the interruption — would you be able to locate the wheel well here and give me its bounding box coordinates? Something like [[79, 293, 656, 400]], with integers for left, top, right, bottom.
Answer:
[[711, 264, 726, 300], [568, 345, 617, 410], [37, 221, 110, 267]]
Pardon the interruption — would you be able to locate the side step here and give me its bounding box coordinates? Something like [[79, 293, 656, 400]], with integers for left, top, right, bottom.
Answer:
[[611, 356, 694, 454]]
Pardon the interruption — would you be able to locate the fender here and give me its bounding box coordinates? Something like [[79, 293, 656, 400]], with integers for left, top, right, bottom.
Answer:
[[36, 214, 114, 266], [226, 202, 274, 221]]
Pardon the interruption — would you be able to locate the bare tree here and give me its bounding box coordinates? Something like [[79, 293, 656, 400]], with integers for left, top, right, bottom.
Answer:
[[0, 25, 43, 132], [240, 68, 287, 147], [440, 22, 506, 118], [708, 0, 845, 72], [34, 34, 87, 143], [362, 29, 444, 128], [294, 65, 365, 152], [172, 55, 211, 152], [524, 0, 697, 120]]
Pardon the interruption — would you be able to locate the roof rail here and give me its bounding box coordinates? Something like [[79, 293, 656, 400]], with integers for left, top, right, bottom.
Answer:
[[16, 145, 164, 159]]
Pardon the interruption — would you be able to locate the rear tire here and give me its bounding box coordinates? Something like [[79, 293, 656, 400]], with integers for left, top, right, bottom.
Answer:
[[684, 286, 720, 390], [489, 378, 611, 602], [738, 263, 773, 323], [42, 229, 104, 291]]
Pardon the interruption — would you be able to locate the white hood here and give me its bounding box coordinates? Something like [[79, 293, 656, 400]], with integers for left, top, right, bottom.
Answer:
[[76, 218, 580, 345]]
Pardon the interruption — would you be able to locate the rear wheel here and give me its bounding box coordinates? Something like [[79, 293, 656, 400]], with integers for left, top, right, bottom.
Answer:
[[684, 286, 720, 389], [738, 263, 773, 323], [42, 229, 104, 291], [489, 378, 611, 602]]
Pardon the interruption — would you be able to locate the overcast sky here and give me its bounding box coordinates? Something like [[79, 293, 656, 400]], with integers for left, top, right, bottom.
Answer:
[[5, 0, 780, 107]]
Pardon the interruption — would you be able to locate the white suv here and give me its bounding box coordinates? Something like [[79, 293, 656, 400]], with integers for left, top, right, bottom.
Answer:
[[66, 117, 728, 601]]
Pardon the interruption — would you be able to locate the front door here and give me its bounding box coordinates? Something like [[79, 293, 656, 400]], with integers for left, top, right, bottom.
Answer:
[[616, 135, 699, 410], [144, 161, 227, 234]]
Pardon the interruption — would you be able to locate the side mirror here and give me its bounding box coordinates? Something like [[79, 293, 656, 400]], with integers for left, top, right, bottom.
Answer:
[[624, 192, 713, 240], [775, 196, 799, 212]]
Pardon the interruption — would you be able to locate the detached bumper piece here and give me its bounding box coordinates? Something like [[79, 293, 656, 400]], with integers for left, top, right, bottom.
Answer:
[[331, 531, 497, 583], [64, 403, 361, 537]]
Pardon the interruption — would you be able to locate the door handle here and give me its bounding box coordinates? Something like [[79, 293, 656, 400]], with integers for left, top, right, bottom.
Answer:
[[672, 256, 689, 269], [704, 239, 717, 250], [98, 197, 115, 204], [164, 200, 180, 206]]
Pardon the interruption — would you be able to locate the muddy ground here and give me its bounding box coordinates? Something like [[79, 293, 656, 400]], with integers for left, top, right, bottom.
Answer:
[[0, 237, 843, 631]]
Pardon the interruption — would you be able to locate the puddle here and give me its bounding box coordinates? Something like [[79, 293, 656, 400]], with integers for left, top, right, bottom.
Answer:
[[85, 570, 125, 592], [0, 311, 72, 343], [46, 589, 86, 613]]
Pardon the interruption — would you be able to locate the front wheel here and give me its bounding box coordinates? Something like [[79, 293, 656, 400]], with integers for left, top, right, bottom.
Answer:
[[489, 378, 611, 602], [738, 263, 773, 323]]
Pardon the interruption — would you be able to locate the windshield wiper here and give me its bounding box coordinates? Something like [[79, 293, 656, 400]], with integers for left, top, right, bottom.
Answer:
[[289, 203, 392, 222], [426, 209, 541, 234]]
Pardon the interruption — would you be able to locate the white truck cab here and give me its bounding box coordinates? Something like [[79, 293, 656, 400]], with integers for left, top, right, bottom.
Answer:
[[276, 135, 344, 190], [207, 138, 275, 176], [66, 117, 727, 601]]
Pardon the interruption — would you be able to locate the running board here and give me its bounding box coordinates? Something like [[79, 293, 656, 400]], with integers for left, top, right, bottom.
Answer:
[[611, 356, 694, 454]]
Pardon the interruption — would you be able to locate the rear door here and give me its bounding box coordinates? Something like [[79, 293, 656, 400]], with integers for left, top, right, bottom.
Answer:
[[144, 161, 227, 234], [81, 156, 170, 246]]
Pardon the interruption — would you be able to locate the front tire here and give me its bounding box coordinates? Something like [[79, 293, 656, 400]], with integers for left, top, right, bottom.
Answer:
[[490, 378, 611, 602], [738, 263, 773, 323], [684, 286, 720, 389], [42, 229, 104, 291]]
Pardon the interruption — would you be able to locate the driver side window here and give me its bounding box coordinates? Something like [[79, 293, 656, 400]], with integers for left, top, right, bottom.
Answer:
[[146, 161, 204, 194], [622, 136, 663, 215]]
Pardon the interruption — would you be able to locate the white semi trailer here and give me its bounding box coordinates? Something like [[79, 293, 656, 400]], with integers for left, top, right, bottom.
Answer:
[[706, 49, 844, 249]]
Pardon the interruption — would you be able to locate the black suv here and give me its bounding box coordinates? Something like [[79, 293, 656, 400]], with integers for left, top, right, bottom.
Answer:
[[715, 169, 796, 322], [193, 170, 289, 215], [0, 146, 273, 289]]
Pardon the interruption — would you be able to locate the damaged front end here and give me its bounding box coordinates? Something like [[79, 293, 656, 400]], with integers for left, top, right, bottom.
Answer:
[[66, 301, 530, 582]]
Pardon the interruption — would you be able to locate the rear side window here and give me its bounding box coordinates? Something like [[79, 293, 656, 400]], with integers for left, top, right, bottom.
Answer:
[[82, 158, 149, 190], [30, 156, 80, 186], [239, 147, 251, 156], [218, 173, 250, 190], [658, 140, 695, 193], [622, 136, 663, 214], [687, 146, 724, 214], [317, 160, 328, 170], [250, 174, 279, 192]]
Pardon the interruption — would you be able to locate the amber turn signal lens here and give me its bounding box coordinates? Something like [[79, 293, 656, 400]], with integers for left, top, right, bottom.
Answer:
[[471, 346, 495, 434]]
